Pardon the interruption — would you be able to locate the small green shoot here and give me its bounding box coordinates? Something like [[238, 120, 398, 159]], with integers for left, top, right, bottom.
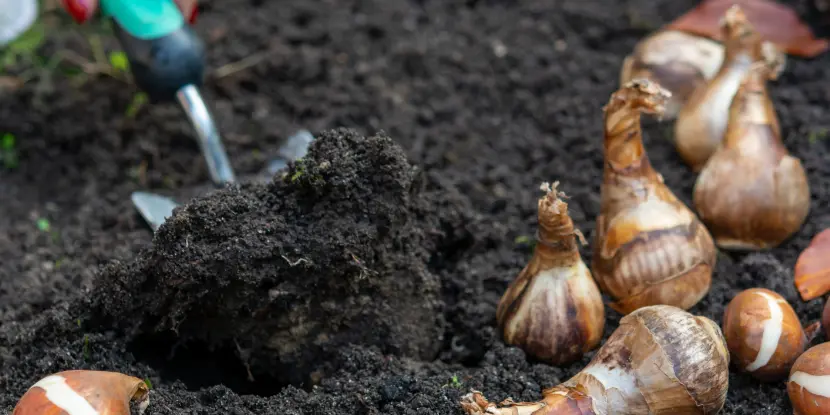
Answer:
[[1, 133, 18, 169], [144, 378, 153, 389], [514, 235, 535, 249], [444, 374, 462, 388], [125, 92, 148, 118], [82, 334, 91, 360], [108, 51, 130, 73], [36, 217, 50, 232], [76, 318, 82, 328], [808, 128, 829, 144], [290, 161, 305, 182]]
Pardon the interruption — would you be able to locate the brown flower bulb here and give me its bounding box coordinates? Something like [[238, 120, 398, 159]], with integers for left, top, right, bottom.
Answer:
[[592, 79, 717, 315], [788, 342, 830, 415], [620, 30, 724, 119], [794, 229, 830, 301], [692, 55, 808, 250], [13, 370, 150, 415], [674, 5, 786, 172], [723, 288, 820, 381], [497, 182, 605, 365], [462, 305, 730, 415]]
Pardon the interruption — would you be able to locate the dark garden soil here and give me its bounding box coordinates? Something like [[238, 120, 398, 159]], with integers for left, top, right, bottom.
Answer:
[[2, 0, 830, 413]]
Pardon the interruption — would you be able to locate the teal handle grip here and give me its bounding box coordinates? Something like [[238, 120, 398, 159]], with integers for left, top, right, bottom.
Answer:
[[100, 0, 184, 39]]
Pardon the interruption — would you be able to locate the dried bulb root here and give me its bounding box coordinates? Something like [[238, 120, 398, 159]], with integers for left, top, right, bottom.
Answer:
[[497, 181, 604, 365], [674, 4, 781, 172], [461, 388, 594, 415], [594, 79, 716, 314], [462, 306, 730, 415], [693, 53, 809, 250], [787, 342, 830, 415], [619, 30, 724, 119], [13, 370, 150, 415], [794, 229, 830, 301], [723, 288, 819, 381]]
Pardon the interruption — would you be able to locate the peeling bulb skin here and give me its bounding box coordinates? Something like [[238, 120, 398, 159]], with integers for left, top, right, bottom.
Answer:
[[692, 56, 809, 251], [461, 306, 730, 415], [674, 5, 785, 172], [794, 229, 830, 301], [788, 342, 830, 415], [824, 299, 830, 340], [13, 370, 150, 415], [497, 182, 605, 366], [722, 288, 814, 382], [593, 79, 717, 315], [620, 30, 724, 120]]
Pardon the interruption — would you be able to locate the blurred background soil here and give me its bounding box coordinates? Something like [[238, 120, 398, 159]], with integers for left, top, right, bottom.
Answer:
[[2, 0, 830, 413]]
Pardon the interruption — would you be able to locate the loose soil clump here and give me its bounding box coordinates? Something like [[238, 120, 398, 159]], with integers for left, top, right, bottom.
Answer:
[[88, 128, 468, 387]]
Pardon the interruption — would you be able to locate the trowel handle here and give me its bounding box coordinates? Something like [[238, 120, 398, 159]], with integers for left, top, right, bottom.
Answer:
[[101, 0, 205, 102]]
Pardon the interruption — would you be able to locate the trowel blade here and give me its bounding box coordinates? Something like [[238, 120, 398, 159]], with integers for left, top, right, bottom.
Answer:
[[131, 191, 180, 231], [131, 130, 315, 231]]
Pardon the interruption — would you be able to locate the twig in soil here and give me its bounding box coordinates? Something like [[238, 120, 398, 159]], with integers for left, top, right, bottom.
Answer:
[[281, 255, 311, 267], [210, 50, 272, 80], [82, 334, 91, 360], [234, 339, 255, 382], [49, 49, 124, 79]]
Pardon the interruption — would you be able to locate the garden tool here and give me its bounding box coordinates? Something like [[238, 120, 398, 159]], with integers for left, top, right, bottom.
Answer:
[[103, 0, 235, 186], [132, 129, 314, 231], [104, 0, 313, 230]]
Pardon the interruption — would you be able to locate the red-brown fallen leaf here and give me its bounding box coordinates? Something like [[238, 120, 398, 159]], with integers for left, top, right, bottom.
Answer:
[[795, 229, 830, 301], [666, 0, 829, 58]]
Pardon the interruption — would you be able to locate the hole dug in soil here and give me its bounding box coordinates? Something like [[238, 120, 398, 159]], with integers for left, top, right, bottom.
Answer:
[[84, 128, 476, 392]]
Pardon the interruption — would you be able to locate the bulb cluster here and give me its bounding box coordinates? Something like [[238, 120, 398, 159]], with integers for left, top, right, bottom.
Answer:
[[464, 3, 827, 415]]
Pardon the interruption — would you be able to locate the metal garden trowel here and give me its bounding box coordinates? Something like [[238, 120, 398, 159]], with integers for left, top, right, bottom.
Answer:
[[131, 130, 314, 231], [101, 0, 312, 230]]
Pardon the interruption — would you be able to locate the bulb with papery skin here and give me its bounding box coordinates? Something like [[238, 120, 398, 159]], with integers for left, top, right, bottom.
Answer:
[[674, 5, 785, 172], [693, 46, 808, 251], [497, 182, 604, 366], [592, 78, 717, 315], [462, 305, 730, 415], [620, 30, 724, 120]]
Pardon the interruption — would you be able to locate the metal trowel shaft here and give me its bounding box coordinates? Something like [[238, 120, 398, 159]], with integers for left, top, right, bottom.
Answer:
[[103, 0, 235, 185]]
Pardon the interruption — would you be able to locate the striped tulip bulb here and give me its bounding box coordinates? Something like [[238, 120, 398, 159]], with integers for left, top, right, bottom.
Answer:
[[692, 53, 808, 251], [497, 182, 605, 365], [788, 342, 830, 415], [462, 305, 730, 415], [674, 5, 785, 172], [593, 79, 717, 315], [620, 30, 724, 120], [722, 288, 820, 381], [13, 370, 150, 415]]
